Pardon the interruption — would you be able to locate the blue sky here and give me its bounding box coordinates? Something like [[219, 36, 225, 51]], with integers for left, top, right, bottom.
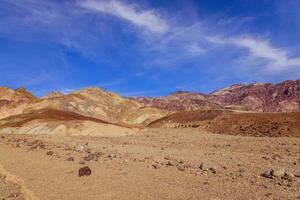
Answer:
[[0, 0, 300, 97]]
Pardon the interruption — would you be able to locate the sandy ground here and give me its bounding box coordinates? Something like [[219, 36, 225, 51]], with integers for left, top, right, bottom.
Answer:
[[0, 128, 299, 200]]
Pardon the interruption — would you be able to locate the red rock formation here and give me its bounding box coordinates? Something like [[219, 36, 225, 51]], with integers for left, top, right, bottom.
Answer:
[[139, 79, 300, 112], [210, 80, 300, 112], [137, 91, 222, 111]]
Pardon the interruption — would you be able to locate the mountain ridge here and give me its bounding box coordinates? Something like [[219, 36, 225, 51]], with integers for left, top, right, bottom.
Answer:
[[138, 79, 300, 112], [0, 78, 299, 127]]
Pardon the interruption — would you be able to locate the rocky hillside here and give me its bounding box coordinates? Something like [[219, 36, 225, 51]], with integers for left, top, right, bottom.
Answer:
[[209, 80, 300, 112], [0, 87, 38, 119], [148, 110, 300, 137], [137, 91, 222, 111], [0, 108, 136, 136], [139, 79, 300, 112], [0, 87, 168, 127], [1, 78, 300, 134]]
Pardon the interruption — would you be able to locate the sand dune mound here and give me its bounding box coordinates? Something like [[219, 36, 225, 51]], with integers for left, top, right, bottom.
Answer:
[[148, 110, 300, 137]]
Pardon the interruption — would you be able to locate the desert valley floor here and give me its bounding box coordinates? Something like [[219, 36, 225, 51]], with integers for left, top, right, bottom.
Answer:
[[0, 128, 299, 200]]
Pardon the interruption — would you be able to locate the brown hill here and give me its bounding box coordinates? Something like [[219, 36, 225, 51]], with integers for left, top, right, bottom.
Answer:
[[148, 110, 300, 137], [139, 79, 300, 112], [0, 109, 111, 128], [0, 86, 36, 102], [29, 87, 168, 126], [209, 80, 300, 112], [137, 91, 222, 111], [0, 109, 136, 136], [0, 87, 168, 127], [0, 87, 38, 119]]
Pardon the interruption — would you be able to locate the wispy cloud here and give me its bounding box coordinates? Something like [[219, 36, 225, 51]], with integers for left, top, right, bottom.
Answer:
[[80, 0, 169, 34], [231, 37, 300, 70], [205, 35, 300, 71]]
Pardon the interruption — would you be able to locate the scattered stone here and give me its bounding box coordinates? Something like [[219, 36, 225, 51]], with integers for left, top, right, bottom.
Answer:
[[284, 172, 295, 181], [9, 193, 20, 198], [46, 151, 54, 156], [65, 157, 74, 162], [262, 168, 296, 180], [84, 153, 98, 161], [151, 162, 160, 169], [199, 163, 217, 173], [272, 168, 285, 179], [177, 165, 186, 171], [166, 161, 174, 167], [107, 154, 113, 160], [199, 163, 209, 171], [75, 143, 88, 152], [177, 159, 184, 164], [210, 167, 217, 174], [78, 166, 92, 177], [265, 193, 273, 197], [78, 160, 85, 165], [262, 170, 273, 179], [164, 156, 171, 160]]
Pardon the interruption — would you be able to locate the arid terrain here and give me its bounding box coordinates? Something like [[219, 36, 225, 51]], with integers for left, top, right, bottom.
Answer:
[[0, 129, 299, 200], [1, 79, 300, 200]]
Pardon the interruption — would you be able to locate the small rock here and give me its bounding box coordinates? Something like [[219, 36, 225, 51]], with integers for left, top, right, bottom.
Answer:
[[262, 170, 273, 179], [272, 168, 285, 179], [107, 154, 114, 160], [84, 153, 98, 161], [9, 193, 19, 198], [177, 159, 184, 164], [199, 163, 209, 171], [78, 160, 85, 165], [164, 156, 171, 160], [78, 166, 92, 177], [65, 157, 74, 162], [210, 167, 217, 174], [177, 165, 186, 171], [75, 143, 88, 152], [166, 161, 174, 166], [265, 193, 273, 197], [284, 172, 295, 180], [46, 151, 54, 156], [152, 162, 160, 169]]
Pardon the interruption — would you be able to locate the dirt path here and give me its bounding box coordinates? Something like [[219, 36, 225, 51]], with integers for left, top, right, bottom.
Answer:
[[0, 129, 299, 200]]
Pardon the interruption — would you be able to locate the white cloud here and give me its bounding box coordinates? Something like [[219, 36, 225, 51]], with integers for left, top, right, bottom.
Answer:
[[80, 0, 169, 34], [206, 35, 300, 71], [231, 37, 300, 70]]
